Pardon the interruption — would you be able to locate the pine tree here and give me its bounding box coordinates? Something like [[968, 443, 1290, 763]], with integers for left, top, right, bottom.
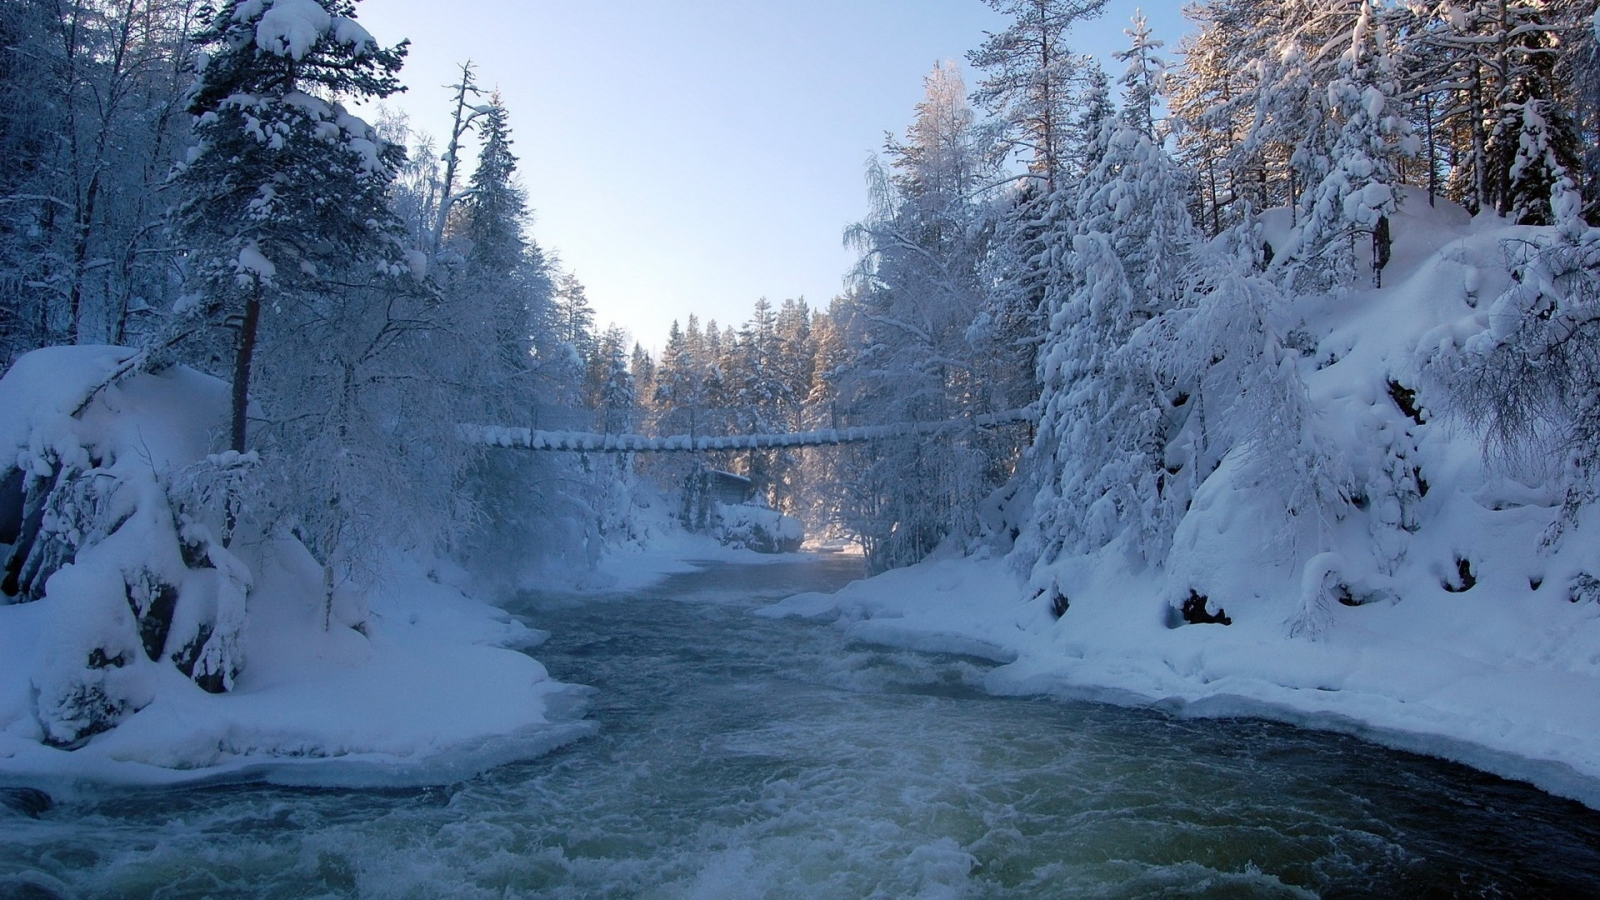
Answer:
[[1067, 61, 1115, 178], [840, 61, 1011, 570], [1149, 219, 1353, 573], [1115, 11, 1165, 141], [593, 325, 635, 433], [174, 2, 486, 626], [552, 271, 598, 362], [174, 0, 409, 453], [1506, 96, 1583, 225], [630, 342, 656, 415], [1169, 0, 1271, 233], [455, 91, 552, 387], [969, 0, 1109, 191], [460, 95, 525, 278]]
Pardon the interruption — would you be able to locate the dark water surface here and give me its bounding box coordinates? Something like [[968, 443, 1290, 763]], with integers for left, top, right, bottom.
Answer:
[[4, 555, 1600, 898]]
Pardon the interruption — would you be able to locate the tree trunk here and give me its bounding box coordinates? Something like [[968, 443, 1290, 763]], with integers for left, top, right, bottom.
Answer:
[[230, 288, 262, 452]]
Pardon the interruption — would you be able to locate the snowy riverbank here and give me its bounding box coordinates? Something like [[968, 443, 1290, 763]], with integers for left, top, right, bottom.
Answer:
[[764, 193, 1600, 811], [760, 552, 1600, 810], [0, 553, 593, 792], [0, 347, 592, 792]]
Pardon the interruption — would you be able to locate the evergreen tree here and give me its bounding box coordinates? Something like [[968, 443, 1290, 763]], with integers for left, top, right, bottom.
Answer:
[[1022, 24, 1202, 572], [1067, 61, 1116, 178], [841, 61, 1010, 570], [552, 271, 598, 362], [1169, 0, 1281, 232], [174, 1, 482, 624], [1506, 96, 1583, 226], [174, 0, 408, 452], [1115, 10, 1165, 141], [1279, 0, 1414, 292], [460, 95, 526, 278], [969, 0, 1109, 191], [630, 341, 656, 417], [594, 325, 635, 433]]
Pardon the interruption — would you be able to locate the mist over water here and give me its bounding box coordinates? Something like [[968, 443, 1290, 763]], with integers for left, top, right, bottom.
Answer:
[[5, 556, 1600, 898]]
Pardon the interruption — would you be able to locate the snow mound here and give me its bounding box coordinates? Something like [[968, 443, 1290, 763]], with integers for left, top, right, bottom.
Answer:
[[0, 347, 585, 788], [715, 502, 804, 554]]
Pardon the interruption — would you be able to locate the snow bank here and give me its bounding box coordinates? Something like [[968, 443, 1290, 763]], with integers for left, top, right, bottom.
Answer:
[[763, 195, 1600, 810], [762, 551, 1600, 809], [0, 348, 587, 790]]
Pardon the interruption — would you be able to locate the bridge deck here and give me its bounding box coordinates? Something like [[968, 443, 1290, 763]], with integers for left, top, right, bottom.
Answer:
[[461, 408, 1036, 453]]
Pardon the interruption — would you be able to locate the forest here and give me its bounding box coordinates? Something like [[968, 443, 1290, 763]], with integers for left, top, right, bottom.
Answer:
[[4, 0, 1600, 790]]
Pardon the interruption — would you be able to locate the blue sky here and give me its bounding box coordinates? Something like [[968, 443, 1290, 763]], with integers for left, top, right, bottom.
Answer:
[[352, 1, 1192, 353]]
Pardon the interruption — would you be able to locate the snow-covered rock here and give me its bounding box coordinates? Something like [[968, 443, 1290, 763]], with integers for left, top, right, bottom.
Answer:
[[715, 502, 804, 554], [0, 347, 587, 788]]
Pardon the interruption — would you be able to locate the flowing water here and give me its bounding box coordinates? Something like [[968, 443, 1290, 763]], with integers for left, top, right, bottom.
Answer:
[[4, 555, 1600, 898]]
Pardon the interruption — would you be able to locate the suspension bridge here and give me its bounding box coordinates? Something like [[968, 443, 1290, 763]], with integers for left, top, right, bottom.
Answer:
[[461, 406, 1038, 453]]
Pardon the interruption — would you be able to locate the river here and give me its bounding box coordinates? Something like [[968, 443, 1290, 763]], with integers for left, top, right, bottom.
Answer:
[[4, 555, 1600, 898]]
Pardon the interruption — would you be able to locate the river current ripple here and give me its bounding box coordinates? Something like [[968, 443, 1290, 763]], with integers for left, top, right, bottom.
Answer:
[[4, 555, 1600, 898]]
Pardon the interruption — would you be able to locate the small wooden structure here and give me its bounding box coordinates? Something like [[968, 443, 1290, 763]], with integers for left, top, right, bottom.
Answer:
[[705, 469, 754, 506]]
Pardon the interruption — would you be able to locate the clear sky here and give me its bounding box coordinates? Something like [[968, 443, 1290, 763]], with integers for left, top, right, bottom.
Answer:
[[350, 1, 1192, 354]]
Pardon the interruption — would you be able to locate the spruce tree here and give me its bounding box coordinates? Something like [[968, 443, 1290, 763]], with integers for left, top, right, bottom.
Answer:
[[1280, 0, 1413, 292], [173, 0, 409, 452], [1024, 20, 1201, 572]]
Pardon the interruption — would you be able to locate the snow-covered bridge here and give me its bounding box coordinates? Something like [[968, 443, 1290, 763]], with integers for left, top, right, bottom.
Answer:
[[461, 407, 1037, 453]]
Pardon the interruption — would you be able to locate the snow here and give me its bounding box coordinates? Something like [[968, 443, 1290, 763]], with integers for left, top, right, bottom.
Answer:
[[561, 502, 815, 594], [253, 0, 331, 61], [234, 240, 276, 285], [331, 16, 373, 54], [759, 549, 1600, 810], [0, 345, 135, 474], [714, 502, 804, 553], [762, 193, 1600, 810], [0, 347, 586, 789]]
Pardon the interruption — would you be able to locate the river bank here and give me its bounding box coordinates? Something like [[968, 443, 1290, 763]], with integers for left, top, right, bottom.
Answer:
[[760, 550, 1600, 812]]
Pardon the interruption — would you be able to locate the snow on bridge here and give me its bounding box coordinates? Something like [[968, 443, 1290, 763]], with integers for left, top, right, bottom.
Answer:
[[461, 407, 1037, 453]]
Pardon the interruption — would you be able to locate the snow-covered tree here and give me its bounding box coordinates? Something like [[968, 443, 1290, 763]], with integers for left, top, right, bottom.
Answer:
[[455, 91, 553, 387], [1279, 0, 1414, 292], [1021, 39, 1202, 572], [1453, 198, 1600, 536], [552, 271, 598, 362], [839, 61, 1015, 570], [1146, 221, 1354, 574], [1115, 10, 1166, 141], [0, 0, 198, 356], [173, 1, 493, 623], [173, 0, 409, 452], [1505, 96, 1584, 226], [1169, 0, 1272, 233], [589, 324, 635, 432], [630, 341, 656, 415]]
